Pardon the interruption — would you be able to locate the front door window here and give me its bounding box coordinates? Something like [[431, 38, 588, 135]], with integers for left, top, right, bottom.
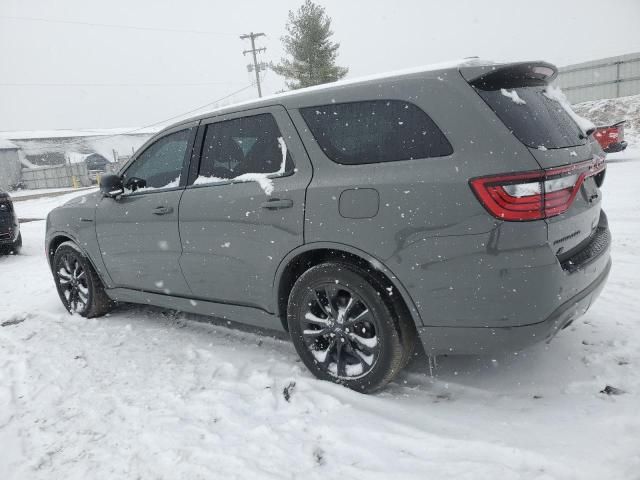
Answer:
[[123, 129, 192, 192]]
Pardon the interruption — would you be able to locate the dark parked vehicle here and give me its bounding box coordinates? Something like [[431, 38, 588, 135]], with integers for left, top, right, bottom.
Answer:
[[46, 60, 611, 392], [0, 190, 21, 255]]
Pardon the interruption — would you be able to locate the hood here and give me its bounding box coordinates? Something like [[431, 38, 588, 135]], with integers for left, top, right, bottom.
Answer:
[[62, 190, 101, 207]]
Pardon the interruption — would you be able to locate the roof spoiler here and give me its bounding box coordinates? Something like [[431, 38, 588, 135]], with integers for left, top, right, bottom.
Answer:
[[460, 61, 558, 90]]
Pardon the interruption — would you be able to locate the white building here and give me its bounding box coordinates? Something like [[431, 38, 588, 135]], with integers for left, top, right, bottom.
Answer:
[[0, 139, 22, 191], [557, 52, 640, 104]]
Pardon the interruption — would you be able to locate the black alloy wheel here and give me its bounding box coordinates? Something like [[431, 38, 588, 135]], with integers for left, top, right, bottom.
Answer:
[[56, 250, 91, 314], [300, 282, 380, 379], [53, 242, 113, 318], [288, 262, 411, 393]]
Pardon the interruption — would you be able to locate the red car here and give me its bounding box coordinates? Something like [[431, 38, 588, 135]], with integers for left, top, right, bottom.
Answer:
[[593, 120, 628, 153]]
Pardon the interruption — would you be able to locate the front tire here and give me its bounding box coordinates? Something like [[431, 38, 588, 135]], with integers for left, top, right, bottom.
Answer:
[[287, 262, 408, 393], [53, 241, 112, 318]]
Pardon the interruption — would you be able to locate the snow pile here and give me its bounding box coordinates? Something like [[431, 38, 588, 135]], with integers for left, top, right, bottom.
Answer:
[[573, 93, 640, 147], [193, 175, 227, 186], [195, 172, 275, 196], [501, 88, 526, 105], [19, 155, 38, 169], [0, 138, 18, 150], [544, 86, 596, 135], [193, 172, 276, 195], [231, 173, 275, 196]]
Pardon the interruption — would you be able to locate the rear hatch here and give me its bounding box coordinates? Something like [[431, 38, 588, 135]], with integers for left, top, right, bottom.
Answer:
[[461, 62, 606, 258]]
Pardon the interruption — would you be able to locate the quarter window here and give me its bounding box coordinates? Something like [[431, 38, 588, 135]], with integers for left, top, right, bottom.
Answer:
[[300, 100, 452, 165], [197, 113, 293, 182], [123, 129, 192, 191]]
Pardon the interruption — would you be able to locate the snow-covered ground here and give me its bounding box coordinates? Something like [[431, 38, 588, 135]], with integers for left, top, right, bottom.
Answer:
[[1, 151, 639, 479], [10, 187, 96, 200]]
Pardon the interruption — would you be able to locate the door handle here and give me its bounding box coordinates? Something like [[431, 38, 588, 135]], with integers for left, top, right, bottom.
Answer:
[[261, 198, 293, 210], [153, 206, 174, 215]]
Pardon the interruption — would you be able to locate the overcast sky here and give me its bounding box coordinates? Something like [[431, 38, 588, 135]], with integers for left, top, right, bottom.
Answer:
[[1, 0, 639, 132]]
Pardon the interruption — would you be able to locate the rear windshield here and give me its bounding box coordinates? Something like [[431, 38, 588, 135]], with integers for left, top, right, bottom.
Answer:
[[477, 87, 586, 149]]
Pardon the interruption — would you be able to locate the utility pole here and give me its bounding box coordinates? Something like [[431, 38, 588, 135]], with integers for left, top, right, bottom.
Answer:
[[240, 32, 266, 98]]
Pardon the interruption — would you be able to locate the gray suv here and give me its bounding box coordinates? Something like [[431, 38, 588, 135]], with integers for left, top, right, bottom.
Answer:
[[46, 60, 611, 392]]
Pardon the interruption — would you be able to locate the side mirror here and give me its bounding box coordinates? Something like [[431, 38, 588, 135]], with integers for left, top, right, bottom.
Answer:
[[100, 173, 124, 198]]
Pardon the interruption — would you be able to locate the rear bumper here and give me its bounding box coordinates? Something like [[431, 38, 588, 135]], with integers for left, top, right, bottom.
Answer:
[[603, 141, 627, 153], [0, 222, 20, 245], [417, 257, 611, 354], [411, 210, 612, 355]]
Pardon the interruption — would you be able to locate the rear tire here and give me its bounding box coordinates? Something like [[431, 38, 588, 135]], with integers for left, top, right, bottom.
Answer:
[[287, 261, 411, 393], [53, 241, 113, 318]]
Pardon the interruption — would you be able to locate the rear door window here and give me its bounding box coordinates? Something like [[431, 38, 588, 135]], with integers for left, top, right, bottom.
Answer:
[[476, 87, 587, 149], [300, 100, 452, 165], [197, 113, 294, 182]]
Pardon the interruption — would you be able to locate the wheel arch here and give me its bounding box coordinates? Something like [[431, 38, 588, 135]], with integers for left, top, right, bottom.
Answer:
[[47, 233, 77, 267], [47, 232, 107, 287], [274, 242, 423, 331]]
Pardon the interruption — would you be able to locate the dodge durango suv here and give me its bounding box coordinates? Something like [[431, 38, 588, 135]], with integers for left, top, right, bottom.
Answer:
[[46, 60, 611, 392]]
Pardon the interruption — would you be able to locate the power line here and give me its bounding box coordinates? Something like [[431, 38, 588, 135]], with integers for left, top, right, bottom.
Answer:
[[240, 32, 266, 98], [96, 83, 256, 139], [64, 83, 256, 146], [0, 14, 236, 36]]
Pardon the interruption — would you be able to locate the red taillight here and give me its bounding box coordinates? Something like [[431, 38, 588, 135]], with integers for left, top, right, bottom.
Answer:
[[470, 157, 605, 221]]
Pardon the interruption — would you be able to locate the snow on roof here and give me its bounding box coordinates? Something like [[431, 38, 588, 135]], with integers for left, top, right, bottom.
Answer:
[[0, 138, 18, 150], [0, 126, 160, 141], [275, 58, 488, 93], [192, 58, 497, 119]]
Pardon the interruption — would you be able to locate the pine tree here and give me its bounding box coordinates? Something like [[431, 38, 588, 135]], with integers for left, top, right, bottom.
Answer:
[[272, 0, 348, 90]]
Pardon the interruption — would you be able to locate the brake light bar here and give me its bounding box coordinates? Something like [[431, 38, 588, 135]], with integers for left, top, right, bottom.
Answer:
[[470, 157, 605, 221]]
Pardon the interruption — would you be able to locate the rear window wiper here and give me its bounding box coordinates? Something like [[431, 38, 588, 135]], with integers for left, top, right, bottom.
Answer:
[[579, 127, 596, 139]]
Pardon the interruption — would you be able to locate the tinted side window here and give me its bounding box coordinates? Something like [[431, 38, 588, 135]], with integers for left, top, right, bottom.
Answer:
[[198, 113, 293, 181], [123, 129, 191, 190], [300, 100, 452, 165]]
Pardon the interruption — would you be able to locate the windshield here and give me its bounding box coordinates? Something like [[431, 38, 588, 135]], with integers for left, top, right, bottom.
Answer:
[[477, 86, 587, 149]]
